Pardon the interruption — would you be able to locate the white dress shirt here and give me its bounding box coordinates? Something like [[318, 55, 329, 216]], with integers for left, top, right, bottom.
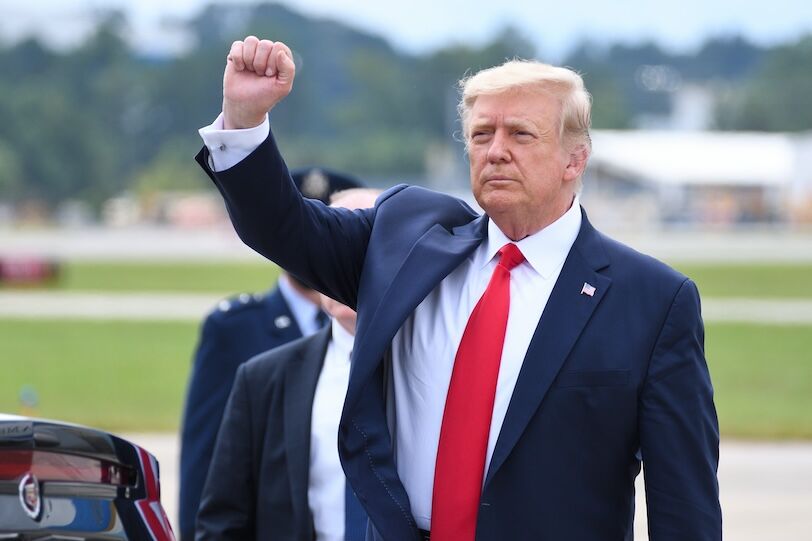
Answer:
[[390, 202, 581, 529], [199, 113, 269, 171], [199, 117, 582, 531], [308, 319, 355, 541]]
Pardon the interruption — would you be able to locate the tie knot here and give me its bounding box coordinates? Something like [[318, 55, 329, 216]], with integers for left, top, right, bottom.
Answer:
[[497, 243, 524, 271]]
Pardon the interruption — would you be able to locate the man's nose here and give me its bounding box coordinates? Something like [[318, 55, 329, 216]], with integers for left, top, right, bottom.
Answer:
[[487, 131, 511, 162]]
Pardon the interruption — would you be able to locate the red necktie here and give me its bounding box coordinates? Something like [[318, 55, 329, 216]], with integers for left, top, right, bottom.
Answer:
[[431, 243, 525, 541]]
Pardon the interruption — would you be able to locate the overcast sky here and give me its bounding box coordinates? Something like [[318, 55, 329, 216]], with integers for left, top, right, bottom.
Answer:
[[4, 0, 812, 59]]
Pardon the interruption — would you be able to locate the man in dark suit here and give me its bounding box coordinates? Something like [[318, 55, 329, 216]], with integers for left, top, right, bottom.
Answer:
[[196, 189, 379, 541], [178, 167, 364, 540], [194, 37, 722, 540]]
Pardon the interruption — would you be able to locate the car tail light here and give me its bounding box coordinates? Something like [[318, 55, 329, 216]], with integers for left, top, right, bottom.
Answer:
[[0, 450, 136, 486]]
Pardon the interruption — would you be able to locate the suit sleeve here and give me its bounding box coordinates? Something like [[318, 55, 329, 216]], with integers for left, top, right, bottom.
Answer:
[[195, 363, 258, 540], [178, 315, 240, 540], [639, 278, 722, 540], [195, 132, 374, 310]]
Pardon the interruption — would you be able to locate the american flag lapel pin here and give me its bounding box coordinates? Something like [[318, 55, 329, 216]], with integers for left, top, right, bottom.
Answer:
[[581, 282, 596, 297]]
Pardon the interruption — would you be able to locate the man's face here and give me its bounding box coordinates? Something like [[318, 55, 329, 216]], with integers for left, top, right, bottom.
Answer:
[[320, 293, 357, 334], [467, 88, 579, 238]]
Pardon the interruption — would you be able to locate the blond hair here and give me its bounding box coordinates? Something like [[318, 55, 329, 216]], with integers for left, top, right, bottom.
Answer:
[[458, 59, 592, 154]]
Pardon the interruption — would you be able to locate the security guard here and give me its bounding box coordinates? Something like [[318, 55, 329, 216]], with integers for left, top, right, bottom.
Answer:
[[178, 167, 364, 541]]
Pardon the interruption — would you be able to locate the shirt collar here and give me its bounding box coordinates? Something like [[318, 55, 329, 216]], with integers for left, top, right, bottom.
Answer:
[[330, 318, 355, 363], [482, 196, 582, 279], [278, 274, 320, 332]]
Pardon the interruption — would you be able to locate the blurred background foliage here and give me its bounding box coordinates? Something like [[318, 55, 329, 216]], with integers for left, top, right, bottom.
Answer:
[[0, 2, 810, 441], [1, 2, 811, 213]]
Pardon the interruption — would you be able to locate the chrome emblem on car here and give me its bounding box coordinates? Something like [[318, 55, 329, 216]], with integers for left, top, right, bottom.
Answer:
[[19, 472, 42, 520]]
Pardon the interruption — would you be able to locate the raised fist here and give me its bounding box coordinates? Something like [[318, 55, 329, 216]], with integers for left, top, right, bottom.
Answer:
[[222, 36, 296, 130]]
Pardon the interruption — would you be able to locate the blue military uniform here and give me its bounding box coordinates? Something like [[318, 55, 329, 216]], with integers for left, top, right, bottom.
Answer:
[[179, 167, 364, 540]]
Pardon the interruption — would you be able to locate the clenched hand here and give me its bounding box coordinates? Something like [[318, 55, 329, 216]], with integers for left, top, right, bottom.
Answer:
[[222, 36, 295, 130]]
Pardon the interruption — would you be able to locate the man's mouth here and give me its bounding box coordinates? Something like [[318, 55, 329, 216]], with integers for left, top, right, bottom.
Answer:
[[484, 176, 515, 184]]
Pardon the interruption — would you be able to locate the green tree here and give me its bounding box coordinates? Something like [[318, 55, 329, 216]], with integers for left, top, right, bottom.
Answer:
[[716, 35, 812, 131], [0, 2, 808, 213], [0, 142, 23, 197]]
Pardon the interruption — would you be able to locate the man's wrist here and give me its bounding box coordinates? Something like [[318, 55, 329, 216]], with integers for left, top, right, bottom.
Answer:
[[223, 115, 266, 131], [223, 101, 267, 130]]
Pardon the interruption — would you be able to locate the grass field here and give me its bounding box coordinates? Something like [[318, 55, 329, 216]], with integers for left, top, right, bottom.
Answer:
[[0, 319, 197, 432], [48, 261, 282, 294], [674, 262, 812, 299], [707, 323, 812, 439], [1, 317, 810, 438], [3, 260, 812, 298]]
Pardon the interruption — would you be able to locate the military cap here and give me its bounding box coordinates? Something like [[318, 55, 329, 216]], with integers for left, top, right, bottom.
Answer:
[[290, 167, 365, 204]]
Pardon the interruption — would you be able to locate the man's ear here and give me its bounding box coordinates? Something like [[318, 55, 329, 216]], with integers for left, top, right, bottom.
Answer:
[[563, 144, 589, 182]]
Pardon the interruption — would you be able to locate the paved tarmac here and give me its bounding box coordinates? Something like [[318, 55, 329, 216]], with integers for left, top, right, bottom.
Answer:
[[124, 432, 812, 540], [2, 291, 812, 324], [2, 226, 812, 262]]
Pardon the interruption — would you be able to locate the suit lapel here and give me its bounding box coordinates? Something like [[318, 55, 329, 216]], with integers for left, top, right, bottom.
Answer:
[[339, 216, 486, 541], [346, 217, 487, 406], [284, 326, 330, 528], [485, 210, 612, 486]]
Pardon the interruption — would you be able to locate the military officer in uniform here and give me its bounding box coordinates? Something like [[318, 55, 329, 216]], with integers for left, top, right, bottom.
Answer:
[[178, 167, 364, 541]]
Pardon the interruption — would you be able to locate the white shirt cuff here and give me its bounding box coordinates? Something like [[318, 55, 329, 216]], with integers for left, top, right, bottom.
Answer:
[[198, 113, 270, 172]]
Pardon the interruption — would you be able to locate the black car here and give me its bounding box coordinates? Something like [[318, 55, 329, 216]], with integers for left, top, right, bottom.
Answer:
[[0, 414, 174, 540]]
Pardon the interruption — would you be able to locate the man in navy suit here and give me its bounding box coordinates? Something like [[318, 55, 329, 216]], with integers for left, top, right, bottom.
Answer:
[[195, 37, 721, 540], [178, 167, 363, 540]]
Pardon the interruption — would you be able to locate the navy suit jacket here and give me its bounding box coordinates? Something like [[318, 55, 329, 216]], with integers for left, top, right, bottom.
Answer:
[[196, 326, 331, 540], [179, 287, 303, 540], [196, 132, 721, 541]]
